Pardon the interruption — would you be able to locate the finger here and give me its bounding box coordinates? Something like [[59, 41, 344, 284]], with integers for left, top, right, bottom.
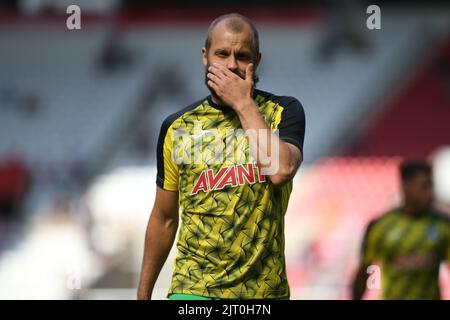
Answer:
[[207, 72, 221, 83], [207, 73, 226, 89], [245, 63, 254, 83], [211, 63, 231, 78], [208, 65, 227, 80], [207, 80, 220, 93]]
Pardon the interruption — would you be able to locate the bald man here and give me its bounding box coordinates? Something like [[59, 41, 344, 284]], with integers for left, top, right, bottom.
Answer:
[[138, 13, 306, 300]]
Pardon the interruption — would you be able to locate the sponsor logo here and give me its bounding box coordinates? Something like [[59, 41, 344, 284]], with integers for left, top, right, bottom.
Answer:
[[191, 162, 266, 195]]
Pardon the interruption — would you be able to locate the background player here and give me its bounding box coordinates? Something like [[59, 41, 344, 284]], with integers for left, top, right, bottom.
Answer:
[[352, 159, 450, 300]]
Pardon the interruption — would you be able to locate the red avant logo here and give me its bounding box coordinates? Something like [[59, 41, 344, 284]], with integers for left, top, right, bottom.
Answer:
[[191, 162, 266, 195]]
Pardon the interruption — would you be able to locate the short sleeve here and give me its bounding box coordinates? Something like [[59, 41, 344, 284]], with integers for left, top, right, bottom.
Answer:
[[360, 219, 378, 265], [156, 118, 179, 191], [277, 98, 306, 153]]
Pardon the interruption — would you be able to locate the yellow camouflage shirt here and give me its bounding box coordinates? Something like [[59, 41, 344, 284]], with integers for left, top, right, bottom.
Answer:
[[360, 208, 450, 300], [156, 89, 305, 299]]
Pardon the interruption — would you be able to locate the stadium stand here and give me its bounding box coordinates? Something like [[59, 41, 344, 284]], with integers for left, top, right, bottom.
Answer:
[[0, 4, 449, 299]]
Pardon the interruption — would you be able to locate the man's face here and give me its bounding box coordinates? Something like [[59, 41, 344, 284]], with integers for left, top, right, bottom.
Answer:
[[402, 172, 434, 212], [202, 23, 260, 99]]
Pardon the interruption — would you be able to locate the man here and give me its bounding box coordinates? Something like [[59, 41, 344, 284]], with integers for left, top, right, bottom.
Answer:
[[137, 13, 305, 300], [352, 159, 450, 300]]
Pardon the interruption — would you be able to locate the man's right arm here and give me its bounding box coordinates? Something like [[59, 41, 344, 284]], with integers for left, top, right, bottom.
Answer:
[[351, 219, 377, 300], [137, 186, 179, 300], [351, 262, 371, 300]]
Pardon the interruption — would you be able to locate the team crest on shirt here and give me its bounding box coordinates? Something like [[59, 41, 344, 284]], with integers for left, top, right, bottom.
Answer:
[[191, 162, 266, 195], [426, 226, 439, 241]]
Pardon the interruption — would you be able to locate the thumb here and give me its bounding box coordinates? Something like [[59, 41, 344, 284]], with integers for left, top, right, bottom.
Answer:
[[246, 63, 254, 83]]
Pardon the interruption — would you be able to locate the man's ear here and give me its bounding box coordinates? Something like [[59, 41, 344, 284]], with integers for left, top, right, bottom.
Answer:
[[202, 47, 207, 67], [254, 52, 262, 68]]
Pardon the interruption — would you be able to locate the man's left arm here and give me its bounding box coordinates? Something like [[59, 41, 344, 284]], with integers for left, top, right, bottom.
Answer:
[[207, 62, 305, 187], [235, 98, 304, 187]]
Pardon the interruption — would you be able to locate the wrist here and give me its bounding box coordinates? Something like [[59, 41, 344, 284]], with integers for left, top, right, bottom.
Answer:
[[234, 96, 256, 115]]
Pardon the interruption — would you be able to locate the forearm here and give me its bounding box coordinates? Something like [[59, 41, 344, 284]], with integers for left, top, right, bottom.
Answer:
[[352, 265, 369, 300], [206, 63, 300, 186], [137, 211, 178, 299], [235, 99, 296, 185]]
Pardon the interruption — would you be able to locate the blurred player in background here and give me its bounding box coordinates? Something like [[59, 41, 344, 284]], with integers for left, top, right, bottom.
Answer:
[[138, 13, 305, 300], [352, 159, 450, 300]]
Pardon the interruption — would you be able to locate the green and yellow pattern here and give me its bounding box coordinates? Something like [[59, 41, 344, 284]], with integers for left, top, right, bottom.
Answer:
[[156, 90, 304, 299]]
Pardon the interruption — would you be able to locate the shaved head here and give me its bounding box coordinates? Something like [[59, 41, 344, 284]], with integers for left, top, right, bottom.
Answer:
[[202, 13, 262, 102], [204, 13, 260, 60]]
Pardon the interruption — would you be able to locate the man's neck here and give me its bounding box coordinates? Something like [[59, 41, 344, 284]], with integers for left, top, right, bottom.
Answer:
[[401, 203, 429, 217]]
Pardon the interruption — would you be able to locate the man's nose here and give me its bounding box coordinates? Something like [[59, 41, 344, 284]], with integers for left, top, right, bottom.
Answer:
[[226, 56, 238, 71]]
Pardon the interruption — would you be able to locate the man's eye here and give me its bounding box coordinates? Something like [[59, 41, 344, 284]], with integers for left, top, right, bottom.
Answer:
[[216, 52, 227, 57], [237, 55, 251, 62]]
